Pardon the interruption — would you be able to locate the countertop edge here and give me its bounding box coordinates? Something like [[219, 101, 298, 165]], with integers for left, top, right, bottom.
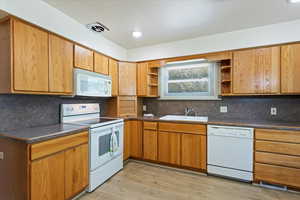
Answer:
[[123, 117, 300, 131]]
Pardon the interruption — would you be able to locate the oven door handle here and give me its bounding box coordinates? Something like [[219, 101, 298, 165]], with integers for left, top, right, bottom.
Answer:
[[109, 133, 114, 157]]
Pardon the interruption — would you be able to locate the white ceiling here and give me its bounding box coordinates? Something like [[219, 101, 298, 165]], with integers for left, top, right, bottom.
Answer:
[[43, 0, 300, 49]]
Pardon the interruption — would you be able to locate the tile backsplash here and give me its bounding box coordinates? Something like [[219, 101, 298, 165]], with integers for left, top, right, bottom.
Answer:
[[0, 94, 108, 131], [1, 94, 300, 132], [143, 96, 300, 122]]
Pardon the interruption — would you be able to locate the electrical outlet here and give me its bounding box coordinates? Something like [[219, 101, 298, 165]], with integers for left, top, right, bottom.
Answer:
[[0, 152, 4, 160], [220, 106, 228, 113], [271, 107, 277, 116], [143, 105, 147, 112]]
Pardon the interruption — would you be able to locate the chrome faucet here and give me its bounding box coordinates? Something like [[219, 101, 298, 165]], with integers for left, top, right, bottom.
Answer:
[[184, 107, 196, 116]]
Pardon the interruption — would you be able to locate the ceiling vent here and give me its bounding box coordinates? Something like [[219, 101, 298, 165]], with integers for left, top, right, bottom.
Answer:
[[86, 22, 110, 33]]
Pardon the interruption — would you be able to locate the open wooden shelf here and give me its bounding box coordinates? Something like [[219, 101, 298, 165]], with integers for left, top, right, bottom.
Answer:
[[148, 73, 158, 76], [220, 59, 232, 95], [221, 80, 231, 84], [149, 84, 158, 87], [221, 66, 231, 71]]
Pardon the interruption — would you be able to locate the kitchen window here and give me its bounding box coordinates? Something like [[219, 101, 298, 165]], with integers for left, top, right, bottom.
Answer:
[[159, 59, 220, 100]]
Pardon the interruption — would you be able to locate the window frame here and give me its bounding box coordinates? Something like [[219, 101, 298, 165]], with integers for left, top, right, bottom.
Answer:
[[159, 59, 221, 100]]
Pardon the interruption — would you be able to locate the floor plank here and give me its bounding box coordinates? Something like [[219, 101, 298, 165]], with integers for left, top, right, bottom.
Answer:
[[80, 161, 300, 200]]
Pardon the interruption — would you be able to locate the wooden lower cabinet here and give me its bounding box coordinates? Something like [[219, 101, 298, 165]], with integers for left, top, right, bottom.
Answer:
[[255, 163, 300, 188], [181, 134, 207, 170], [0, 131, 89, 200], [255, 128, 300, 189], [143, 130, 158, 161], [31, 152, 65, 200], [130, 120, 143, 158], [158, 131, 181, 165], [123, 120, 143, 160], [65, 144, 89, 199], [124, 120, 131, 160]]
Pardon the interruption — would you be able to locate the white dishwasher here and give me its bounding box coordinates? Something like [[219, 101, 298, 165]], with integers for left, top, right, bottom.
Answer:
[[207, 125, 254, 182]]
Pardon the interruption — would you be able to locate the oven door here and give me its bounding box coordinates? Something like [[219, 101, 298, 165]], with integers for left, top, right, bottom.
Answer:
[[90, 123, 123, 171], [90, 126, 115, 170]]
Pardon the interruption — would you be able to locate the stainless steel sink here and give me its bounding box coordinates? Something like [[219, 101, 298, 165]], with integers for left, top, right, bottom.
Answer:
[[159, 115, 208, 122]]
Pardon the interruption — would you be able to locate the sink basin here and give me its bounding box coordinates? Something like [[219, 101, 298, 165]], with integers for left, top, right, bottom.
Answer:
[[159, 115, 208, 122]]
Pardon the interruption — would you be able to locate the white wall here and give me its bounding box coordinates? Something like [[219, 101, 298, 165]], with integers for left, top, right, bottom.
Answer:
[[2, 0, 300, 62], [0, 0, 127, 60], [127, 19, 300, 62]]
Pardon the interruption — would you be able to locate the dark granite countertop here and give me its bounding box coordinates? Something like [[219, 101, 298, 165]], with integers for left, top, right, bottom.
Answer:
[[0, 124, 89, 144], [124, 116, 300, 131]]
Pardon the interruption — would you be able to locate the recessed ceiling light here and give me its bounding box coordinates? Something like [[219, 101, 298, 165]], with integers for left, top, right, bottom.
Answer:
[[288, 0, 300, 3], [132, 31, 142, 38]]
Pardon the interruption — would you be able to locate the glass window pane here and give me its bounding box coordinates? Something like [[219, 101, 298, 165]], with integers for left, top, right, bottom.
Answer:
[[168, 80, 208, 93], [160, 60, 219, 100], [168, 66, 208, 81]]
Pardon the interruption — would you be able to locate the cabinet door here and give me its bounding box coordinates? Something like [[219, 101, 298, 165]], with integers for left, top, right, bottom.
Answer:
[[137, 63, 148, 96], [94, 52, 109, 75], [49, 34, 73, 94], [281, 44, 300, 94], [143, 130, 157, 161], [233, 47, 280, 94], [119, 62, 137, 96], [158, 132, 181, 165], [31, 152, 65, 200], [182, 134, 207, 170], [74, 45, 94, 71], [130, 120, 143, 158], [65, 144, 88, 199], [109, 59, 119, 96], [13, 19, 49, 92], [124, 121, 131, 160]]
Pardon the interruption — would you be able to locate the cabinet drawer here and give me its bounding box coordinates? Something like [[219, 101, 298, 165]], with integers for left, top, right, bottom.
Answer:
[[255, 140, 300, 156], [256, 129, 300, 143], [143, 121, 157, 130], [159, 122, 206, 135], [31, 131, 88, 160], [255, 163, 300, 188], [255, 152, 300, 169]]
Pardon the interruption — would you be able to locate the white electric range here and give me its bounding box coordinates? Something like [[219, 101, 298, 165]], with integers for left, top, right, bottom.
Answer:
[[61, 104, 124, 192]]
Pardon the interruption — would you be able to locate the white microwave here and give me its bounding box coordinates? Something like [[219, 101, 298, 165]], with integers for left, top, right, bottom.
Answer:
[[74, 69, 112, 97]]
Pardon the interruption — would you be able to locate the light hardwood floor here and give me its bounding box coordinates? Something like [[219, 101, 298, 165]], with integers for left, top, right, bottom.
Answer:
[[80, 161, 300, 200]]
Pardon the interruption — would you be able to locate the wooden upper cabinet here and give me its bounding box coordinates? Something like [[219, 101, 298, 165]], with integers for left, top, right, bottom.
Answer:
[[94, 52, 109, 75], [137, 62, 148, 96], [49, 34, 73, 94], [13, 19, 49, 92], [233, 47, 280, 94], [109, 59, 119, 96], [74, 45, 94, 71], [281, 44, 300, 94], [118, 62, 137, 96]]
